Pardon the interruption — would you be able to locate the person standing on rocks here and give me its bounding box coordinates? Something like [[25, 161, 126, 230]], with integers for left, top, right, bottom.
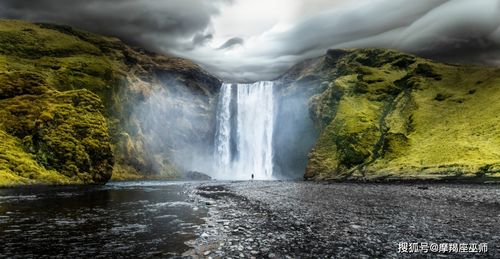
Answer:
[[251, 174, 254, 180]]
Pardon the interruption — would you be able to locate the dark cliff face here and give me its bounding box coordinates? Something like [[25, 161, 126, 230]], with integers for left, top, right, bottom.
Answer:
[[0, 20, 221, 185], [272, 58, 325, 179], [287, 48, 500, 181]]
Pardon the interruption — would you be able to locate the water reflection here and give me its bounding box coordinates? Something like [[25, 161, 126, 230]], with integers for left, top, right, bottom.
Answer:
[[0, 181, 207, 257]]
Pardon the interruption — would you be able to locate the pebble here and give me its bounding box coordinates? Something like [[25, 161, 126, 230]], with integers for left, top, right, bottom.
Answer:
[[191, 181, 500, 258]]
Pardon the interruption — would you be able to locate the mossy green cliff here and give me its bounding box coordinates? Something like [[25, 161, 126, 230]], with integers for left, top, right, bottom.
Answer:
[[293, 49, 500, 181], [0, 20, 220, 186], [2, 19, 499, 185]]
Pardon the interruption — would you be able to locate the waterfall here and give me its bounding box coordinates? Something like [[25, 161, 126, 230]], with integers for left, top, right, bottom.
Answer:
[[213, 81, 275, 180], [214, 83, 232, 171]]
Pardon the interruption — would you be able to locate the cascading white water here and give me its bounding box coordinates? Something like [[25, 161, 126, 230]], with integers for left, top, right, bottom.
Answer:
[[214, 83, 232, 171], [213, 81, 275, 180], [235, 81, 275, 179]]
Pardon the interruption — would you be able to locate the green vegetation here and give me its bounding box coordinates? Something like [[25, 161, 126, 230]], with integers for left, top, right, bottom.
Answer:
[[0, 90, 114, 184], [0, 129, 73, 186], [0, 20, 126, 102], [3, 19, 496, 184], [304, 49, 500, 181], [0, 19, 219, 186], [0, 20, 122, 185]]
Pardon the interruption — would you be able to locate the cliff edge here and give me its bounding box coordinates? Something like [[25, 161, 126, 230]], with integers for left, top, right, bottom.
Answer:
[[0, 20, 220, 186], [295, 49, 500, 181]]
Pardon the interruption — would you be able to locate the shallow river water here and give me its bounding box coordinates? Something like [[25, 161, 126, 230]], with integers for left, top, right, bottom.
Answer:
[[2, 180, 499, 258], [0, 181, 207, 258]]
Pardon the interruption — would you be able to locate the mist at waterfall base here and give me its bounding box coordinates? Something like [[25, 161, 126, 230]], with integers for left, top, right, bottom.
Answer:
[[273, 81, 319, 180], [131, 79, 317, 180], [130, 82, 215, 177]]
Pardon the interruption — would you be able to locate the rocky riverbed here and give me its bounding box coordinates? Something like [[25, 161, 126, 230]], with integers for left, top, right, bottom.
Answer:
[[185, 181, 500, 258]]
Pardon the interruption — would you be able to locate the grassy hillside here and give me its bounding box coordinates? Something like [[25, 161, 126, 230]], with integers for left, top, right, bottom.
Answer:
[[299, 49, 500, 181], [0, 20, 220, 186], [2, 19, 498, 184], [0, 90, 113, 185]]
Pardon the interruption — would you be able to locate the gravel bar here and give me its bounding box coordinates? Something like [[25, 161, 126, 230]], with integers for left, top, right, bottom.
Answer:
[[185, 181, 500, 258]]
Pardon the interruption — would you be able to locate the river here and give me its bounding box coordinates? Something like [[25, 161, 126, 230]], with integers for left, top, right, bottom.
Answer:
[[1, 181, 499, 258], [0, 181, 207, 257]]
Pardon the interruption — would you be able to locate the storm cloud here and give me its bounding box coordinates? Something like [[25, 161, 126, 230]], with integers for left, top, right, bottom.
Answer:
[[1, 0, 499, 81], [217, 37, 244, 50], [0, 0, 230, 51]]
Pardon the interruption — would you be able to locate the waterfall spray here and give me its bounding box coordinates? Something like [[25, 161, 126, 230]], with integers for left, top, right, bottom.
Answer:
[[214, 81, 275, 180], [214, 83, 233, 172]]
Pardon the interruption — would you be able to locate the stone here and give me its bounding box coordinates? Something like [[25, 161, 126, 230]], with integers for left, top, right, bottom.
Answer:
[[350, 225, 362, 229]]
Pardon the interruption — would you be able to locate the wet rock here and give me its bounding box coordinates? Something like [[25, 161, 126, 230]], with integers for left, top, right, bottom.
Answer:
[[189, 182, 500, 258], [183, 171, 212, 180]]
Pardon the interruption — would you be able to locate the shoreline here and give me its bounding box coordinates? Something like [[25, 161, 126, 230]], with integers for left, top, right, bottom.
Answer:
[[185, 181, 500, 258], [2, 176, 499, 189]]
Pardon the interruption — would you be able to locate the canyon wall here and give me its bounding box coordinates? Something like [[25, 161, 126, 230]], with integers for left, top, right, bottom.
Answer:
[[0, 20, 220, 185], [1, 19, 499, 185], [295, 49, 500, 181]]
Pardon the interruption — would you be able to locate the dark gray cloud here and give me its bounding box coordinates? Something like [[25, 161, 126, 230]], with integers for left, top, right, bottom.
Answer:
[[178, 0, 500, 82], [268, 0, 499, 66], [217, 37, 244, 50], [0, 0, 230, 52], [0, 0, 499, 82], [192, 33, 213, 47]]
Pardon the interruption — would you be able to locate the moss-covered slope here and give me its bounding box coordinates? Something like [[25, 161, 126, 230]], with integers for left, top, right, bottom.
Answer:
[[0, 19, 220, 186], [0, 90, 113, 185], [300, 49, 500, 181]]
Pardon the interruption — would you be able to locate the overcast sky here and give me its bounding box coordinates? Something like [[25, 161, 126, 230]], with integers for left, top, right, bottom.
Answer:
[[1, 0, 500, 82]]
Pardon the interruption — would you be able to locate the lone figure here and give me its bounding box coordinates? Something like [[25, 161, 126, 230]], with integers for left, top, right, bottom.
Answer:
[[251, 174, 254, 180]]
